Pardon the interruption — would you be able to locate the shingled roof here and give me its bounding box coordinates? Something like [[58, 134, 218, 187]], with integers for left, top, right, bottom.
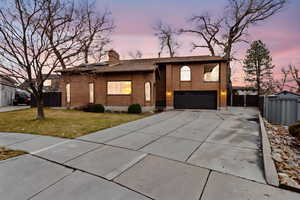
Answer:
[[57, 55, 227, 74]]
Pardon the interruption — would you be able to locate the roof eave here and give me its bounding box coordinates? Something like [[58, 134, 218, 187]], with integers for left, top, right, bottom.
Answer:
[[94, 69, 156, 74], [155, 59, 228, 64]]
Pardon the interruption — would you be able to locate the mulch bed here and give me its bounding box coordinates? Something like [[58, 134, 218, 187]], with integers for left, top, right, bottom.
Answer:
[[0, 147, 27, 161], [264, 121, 300, 190]]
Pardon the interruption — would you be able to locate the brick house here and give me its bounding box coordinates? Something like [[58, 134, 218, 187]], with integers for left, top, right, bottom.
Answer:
[[58, 50, 228, 111]]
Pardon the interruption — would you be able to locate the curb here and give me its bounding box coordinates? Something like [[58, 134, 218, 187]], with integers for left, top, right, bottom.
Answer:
[[258, 113, 279, 187]]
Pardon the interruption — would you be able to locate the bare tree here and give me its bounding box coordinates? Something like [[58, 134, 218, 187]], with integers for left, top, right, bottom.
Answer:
[[274, 64, 300, 93], [0, 0, 114, 120], [79, 2, 114, 63], [42, 0, 114, 69], [274, 67, 289, 91], [153, 21, 180, 57], [128, 50, 143, 59], [180, 14, 222, 56], [181, 0, 287, 92], [0, 0, 56, 120], [286, 64, 300, 92]]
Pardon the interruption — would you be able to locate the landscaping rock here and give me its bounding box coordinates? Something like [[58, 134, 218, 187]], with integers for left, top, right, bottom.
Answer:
[[272, 153, 283, 162], [264, 120, 300, 190]]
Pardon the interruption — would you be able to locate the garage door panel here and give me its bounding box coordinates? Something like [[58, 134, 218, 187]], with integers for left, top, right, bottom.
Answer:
[[174, 91, 217, 109]]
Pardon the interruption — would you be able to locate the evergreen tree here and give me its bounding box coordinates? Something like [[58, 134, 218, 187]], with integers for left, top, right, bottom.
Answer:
[[243, 40, 274, 95]]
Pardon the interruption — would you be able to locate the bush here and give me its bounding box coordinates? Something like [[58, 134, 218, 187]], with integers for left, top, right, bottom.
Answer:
[[289, 122, 300, 138], [83, 104, 105, 113], [128, 104, 142, 114]]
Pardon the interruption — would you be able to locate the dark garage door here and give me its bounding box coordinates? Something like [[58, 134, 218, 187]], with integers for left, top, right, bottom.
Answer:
[[174, 91, 217, 109]]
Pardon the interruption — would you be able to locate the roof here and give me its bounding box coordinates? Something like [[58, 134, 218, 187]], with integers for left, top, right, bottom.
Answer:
[[57, 55, 227, 74], [272, 90, 300, 97], [232, 86, 257, 90], [0, 74, 16, 86]]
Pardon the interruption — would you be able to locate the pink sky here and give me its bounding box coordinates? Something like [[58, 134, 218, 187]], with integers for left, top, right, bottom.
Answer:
[[95, 0, 300, 86]]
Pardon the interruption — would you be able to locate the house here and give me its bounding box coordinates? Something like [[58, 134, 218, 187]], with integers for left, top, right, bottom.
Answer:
[[42, 74, 61, 92], [20, 74, 61, 92], [232, 86, 257, 96], [229, 86, 258, 107], [58, 50, 228, 111], [0, 75, 16, 107]]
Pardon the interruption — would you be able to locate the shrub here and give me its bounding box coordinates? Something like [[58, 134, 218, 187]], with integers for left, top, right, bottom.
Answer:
[[289, 122, 300, 138], [83, 104, 105, 113], [128, 104, 142, 114]]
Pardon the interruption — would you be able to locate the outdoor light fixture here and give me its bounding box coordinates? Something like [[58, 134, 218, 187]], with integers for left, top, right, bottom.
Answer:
[[166, 91, 172, 97], [221, 91, 227, 96]]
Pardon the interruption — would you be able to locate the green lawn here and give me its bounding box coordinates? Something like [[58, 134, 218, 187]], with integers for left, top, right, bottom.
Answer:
[[0, 147, 27, 161], [0, 108, 150, 139]]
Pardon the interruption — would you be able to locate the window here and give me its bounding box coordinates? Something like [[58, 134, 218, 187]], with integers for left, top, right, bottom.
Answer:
[[107, 81, 131, 95], [66, 83, 70, 103], [180, 66, 191, 81], [89, 83, 94, 103], [145, 82, 151, 101], [204, 64, 219, 81]]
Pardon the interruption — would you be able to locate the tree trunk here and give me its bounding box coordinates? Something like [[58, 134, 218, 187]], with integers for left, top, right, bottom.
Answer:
[[36, 93, 45, 120]]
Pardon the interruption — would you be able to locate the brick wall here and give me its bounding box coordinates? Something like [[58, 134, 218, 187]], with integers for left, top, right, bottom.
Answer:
[[61, 71, 155, 108], [165, 62, 227, 108]]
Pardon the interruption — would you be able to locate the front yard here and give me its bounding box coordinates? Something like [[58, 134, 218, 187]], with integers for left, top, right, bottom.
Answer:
[[0, 108, 150, 139]]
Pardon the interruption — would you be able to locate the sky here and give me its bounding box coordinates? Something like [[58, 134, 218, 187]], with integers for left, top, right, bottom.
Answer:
[[94, 0, 300, 86]]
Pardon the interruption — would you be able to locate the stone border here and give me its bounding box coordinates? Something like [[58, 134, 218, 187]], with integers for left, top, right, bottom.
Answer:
[[259, 113, 279, 187]]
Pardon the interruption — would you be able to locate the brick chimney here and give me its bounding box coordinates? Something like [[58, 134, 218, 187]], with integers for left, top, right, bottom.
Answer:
[[108, 49, 120, 64]]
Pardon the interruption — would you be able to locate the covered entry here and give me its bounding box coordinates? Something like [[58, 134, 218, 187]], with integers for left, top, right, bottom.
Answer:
[[174, 91, 217, 109]]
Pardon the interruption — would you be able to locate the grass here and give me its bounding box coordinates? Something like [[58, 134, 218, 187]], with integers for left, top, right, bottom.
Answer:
[[0, 108, 151, 139], [0, 147, 27, 161]]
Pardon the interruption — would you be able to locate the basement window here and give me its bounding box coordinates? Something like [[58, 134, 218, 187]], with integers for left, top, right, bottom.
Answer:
[[107, 81, 132, 95], [204, 64, 219, 82]]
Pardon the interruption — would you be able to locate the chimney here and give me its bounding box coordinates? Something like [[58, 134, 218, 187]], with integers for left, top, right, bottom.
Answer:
[[108, 49, 120, 64]]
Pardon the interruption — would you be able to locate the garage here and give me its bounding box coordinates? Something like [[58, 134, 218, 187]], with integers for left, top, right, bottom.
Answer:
[[174, 91, 217, 109]]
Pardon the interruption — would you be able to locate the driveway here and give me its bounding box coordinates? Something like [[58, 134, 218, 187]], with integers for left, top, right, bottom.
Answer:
[[0, 108, 299, 200], [0, 105, 30, 112]]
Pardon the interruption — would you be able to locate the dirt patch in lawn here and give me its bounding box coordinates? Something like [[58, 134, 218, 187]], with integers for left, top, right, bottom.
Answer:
[[0, 147, 27, 161], [0, 108, 151, 139]]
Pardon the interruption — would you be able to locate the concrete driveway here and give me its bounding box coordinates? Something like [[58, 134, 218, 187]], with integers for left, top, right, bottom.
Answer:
[[0, 105, 30, 112], [0, 108, 299, 200]]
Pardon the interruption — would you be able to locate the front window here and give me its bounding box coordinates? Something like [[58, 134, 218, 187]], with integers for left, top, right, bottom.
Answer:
[[145, 82, 151, 101], [204, 64, 219, 82], [107, 81, 132, 95], [89, 83, 94, 103], [66, 83, 70, 103], [180, 66, 191, 81]]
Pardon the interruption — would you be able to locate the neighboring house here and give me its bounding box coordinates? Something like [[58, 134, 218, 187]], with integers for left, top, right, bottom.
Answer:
[[0, 75, 16, 106], [229, 86, 258, 107], [232, 86, 258, 96], [42, 74, 61, 92], [20, 74, 61, 92], [58, 50, 228, 111]]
